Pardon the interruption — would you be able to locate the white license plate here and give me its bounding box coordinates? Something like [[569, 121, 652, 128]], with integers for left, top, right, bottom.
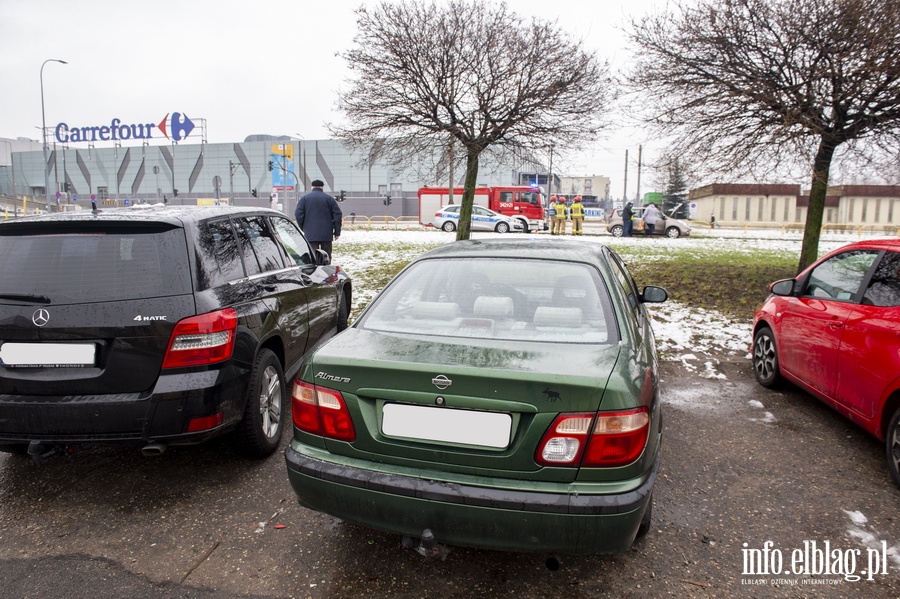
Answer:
[[0, 343, 96, 367], [382, 403, 511, 449]]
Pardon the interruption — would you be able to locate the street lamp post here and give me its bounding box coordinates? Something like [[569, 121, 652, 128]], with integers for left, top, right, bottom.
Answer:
[[41, 58, 67, 213]]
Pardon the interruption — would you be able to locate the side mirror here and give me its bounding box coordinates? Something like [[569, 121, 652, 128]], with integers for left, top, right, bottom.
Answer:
[[640, 285, 668, 303], [315, 249, 331, 266], [769, 279, 795, 296]]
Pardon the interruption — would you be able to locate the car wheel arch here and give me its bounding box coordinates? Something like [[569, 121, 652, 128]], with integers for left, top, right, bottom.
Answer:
[[236, 347, 287, 458], [885, 404, 900, 487], [880, 392, 900, 440]]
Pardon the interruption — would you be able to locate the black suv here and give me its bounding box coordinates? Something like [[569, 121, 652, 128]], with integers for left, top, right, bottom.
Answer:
[[0, 206, 351, 460]]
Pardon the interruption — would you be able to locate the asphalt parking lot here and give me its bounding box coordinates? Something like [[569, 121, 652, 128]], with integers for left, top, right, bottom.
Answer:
[[0, 358, 897, 599]]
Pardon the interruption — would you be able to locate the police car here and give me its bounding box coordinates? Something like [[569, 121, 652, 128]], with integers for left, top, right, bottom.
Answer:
[[434, 204, 523, 233]]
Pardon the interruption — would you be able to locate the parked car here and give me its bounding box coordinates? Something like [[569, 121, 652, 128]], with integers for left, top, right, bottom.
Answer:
[[752, 239, 900, 487], [285, 239, 668, 554], [607, 207, 691, 238], [0, 206, 351, 461], [434, 204, 523, 233]]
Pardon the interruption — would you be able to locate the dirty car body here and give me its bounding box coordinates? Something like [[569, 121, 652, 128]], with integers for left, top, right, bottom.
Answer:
[[285, 239, 667, 554], [0, 206, 351, 460]]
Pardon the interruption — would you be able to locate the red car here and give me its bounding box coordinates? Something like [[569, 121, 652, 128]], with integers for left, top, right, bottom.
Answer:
[[752, 239, 900, 487]]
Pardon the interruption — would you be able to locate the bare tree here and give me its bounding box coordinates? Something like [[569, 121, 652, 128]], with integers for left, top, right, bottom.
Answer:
[[625, 0, 900, 271], [331, 0, 612, 240]]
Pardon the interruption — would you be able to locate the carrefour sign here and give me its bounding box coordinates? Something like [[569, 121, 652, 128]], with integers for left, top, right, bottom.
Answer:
[[54, 112, 195, 143]]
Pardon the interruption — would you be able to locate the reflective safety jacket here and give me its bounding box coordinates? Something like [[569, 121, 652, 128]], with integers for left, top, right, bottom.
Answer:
[[552, 202, 567, 219], [570, 202, 584, 218]]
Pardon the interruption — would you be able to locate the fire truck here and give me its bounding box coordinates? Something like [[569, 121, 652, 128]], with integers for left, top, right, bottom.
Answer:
[[418, 185, 547, 232]]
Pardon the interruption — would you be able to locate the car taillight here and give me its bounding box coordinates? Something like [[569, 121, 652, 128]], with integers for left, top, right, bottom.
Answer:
[[536, 407, 649, 468], [162, 308, 238, 369], [292, 380, 356, 441]]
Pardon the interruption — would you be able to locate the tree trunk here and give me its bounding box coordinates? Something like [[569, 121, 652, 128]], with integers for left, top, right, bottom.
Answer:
[[455, 149, 481, 241], [797, 138, 837, 273]]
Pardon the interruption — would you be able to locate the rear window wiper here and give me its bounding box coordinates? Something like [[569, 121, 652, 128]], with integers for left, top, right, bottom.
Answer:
[[0, 293, 52, 304]]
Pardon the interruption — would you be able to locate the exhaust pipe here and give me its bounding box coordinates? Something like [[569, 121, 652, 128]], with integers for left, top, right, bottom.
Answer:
[[140, 442, 168, 457], [27, 441, 66, 464], [401, 528, 450, 560]]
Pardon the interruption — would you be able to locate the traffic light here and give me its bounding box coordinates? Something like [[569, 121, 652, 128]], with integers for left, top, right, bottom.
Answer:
[[268, 161, 273, 172], [173, 189, 179, 198], [339, 190, 346, 202], [64, 183, 70, 192], [383, 195, 392, 206], [251, 188, 258, 198]]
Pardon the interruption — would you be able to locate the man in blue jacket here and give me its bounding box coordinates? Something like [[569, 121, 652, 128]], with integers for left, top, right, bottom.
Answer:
[[294, 179, 342, 258]]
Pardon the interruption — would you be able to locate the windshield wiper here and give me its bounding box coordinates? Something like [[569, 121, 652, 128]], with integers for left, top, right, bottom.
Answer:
[[0, 293, 52, 304]]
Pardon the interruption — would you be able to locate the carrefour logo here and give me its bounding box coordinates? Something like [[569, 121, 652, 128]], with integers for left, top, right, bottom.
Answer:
[[54, 112, 195, 143]]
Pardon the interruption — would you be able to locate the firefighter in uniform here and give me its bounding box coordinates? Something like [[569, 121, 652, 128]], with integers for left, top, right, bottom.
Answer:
[[552, 195, 568, 235], [570, 195, 585, 235], [549, 196, 558, 234]]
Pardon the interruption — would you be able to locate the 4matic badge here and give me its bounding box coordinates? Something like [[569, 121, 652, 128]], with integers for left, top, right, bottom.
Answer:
[[133, 315, 167, 321]]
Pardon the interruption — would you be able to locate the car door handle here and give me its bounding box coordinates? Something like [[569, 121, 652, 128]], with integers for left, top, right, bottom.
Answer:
[[827, 321, 843, 329]]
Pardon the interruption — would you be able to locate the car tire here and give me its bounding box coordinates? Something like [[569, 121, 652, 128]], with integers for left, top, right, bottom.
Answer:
[[0, 443, 29, 455], [441, 221, 456, 232], [610, 225, 623, 237], [637, 492, 653, 537], [518, 220, 529, 233], [665, 227, 681, 239], [236, 348, 286, 458], [336, 288, 349, 332], [752, 327, 782, 388], [886, 409, 900, 488], [495, 222, 510, 233]]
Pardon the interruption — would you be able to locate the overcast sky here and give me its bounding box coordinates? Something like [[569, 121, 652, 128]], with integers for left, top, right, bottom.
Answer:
[[1, 0, 668, 197]]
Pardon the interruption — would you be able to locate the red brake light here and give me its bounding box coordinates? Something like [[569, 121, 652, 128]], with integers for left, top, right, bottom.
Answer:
[[582, 408, 649, 467], [292, 380, 356, 441], [162, 308, 238, 369], [536, 408, 649, 468]]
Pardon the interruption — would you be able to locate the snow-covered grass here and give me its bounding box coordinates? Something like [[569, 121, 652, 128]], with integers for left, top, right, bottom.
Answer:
[[333, 226, 892, 373]]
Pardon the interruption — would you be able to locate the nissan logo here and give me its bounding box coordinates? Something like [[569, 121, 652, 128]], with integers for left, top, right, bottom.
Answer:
[[432, 375, 452, 390], [32, 309, 50, 327]]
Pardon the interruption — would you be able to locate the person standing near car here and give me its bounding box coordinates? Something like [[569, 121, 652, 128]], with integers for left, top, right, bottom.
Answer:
[[570, 195, 585, 236], [643, 202, 659, 236], [295, 179, 342, 258], [623, 200, 635, 237], [553, 196, 568, 235], [549, 196, 560, 235]]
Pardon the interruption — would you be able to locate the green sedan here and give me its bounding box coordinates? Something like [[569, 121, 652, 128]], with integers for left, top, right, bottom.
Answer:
[[285, 239, 668, 555]]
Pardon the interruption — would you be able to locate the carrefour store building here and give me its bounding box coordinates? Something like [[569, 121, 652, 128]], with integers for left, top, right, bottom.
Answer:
[[1, 111, 541, 219]]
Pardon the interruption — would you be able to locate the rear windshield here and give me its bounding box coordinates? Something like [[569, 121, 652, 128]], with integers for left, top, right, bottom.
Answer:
[[0, 226, 192, 304], [358, 257, 618, 344]]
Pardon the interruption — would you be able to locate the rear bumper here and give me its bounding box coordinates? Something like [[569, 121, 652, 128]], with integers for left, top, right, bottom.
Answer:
[[0, 366, 249, 445], [285, 443, 657, 554]]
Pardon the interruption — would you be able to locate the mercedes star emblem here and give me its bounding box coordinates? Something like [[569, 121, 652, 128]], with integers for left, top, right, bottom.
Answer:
[[32, 309, 50, 327]]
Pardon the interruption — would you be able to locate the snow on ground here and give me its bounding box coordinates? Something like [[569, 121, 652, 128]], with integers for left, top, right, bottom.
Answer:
[[333, 225, 892, 376]]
